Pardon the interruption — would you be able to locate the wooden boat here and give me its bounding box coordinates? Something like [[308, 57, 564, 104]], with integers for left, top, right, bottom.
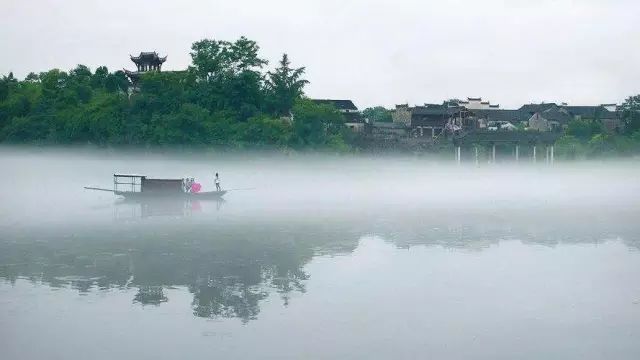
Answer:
[[85, 174, 227, 200]]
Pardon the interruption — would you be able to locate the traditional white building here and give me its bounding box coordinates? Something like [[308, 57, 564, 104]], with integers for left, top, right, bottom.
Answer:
[[456, 97, 499, 110]]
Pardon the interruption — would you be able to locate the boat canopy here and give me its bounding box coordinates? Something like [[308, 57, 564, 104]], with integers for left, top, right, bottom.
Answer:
[[113, 174, 183, 193]]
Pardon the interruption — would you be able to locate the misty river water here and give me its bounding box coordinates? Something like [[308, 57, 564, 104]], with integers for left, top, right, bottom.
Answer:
[[1, 148, 640, 359]]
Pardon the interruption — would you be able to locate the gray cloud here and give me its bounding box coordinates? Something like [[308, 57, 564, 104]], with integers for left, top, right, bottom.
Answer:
[[2, 0, 639, 108]]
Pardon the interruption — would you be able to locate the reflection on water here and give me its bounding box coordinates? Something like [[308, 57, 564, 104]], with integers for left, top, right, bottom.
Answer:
[[1, 200, 638, 324], [0, 212, 316, 323], [113, 198, 223, 219], [1, 150, 640, 359]]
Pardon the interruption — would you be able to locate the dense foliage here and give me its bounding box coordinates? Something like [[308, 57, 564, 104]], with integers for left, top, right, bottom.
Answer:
[[553, 95, 640, 159], [362, 106, 392, 123], [0, 37, 350, 151], [2, 36, 640, 158]]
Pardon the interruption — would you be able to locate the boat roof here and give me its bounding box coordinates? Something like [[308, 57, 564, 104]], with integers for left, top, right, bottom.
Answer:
[[114, 174, 146, 178]]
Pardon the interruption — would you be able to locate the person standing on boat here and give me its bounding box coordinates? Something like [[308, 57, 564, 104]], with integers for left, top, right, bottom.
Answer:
[[184, 178, 193, 193], [215, 173, 221, 191]]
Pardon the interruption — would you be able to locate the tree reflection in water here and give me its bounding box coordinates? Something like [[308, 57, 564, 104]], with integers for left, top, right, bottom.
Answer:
[[0, 200, 638, 322], [134, 286, 168, 305]]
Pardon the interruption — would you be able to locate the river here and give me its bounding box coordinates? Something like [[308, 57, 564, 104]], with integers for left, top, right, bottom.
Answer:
[[1, 148, 639, 359]]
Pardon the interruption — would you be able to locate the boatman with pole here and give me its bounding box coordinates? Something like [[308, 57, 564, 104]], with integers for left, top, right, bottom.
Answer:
[[215, 173, 221, 191]]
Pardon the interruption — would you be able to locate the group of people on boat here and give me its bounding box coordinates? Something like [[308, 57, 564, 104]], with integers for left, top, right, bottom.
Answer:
[[182, 177, 199, 193], [182, 173, 221, 193]]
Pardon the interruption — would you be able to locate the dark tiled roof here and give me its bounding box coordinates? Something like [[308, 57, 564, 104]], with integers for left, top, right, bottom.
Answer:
[[562, 105, 616, 119], [540, 107, 573, 124], [130, 51, 167, 63], [312, 99, 358, 111], [412, 104, 462, 116], [409, 105, 462, 127], [472, 109, 529, 123], [519, 103, 558, 114]]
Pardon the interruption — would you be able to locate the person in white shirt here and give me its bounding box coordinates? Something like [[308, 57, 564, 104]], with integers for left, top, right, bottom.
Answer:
[[215, 173, 221, 191]]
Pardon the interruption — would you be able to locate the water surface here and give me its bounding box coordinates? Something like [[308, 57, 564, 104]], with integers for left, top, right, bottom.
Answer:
[[1, 149, 639, 359]]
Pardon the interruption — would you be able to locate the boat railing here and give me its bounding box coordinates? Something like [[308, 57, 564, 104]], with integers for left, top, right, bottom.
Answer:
[[114, 174, 145, 193]]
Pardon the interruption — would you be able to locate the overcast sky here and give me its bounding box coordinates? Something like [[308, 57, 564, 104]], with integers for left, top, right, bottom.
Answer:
[[2, 0, 639, 108]]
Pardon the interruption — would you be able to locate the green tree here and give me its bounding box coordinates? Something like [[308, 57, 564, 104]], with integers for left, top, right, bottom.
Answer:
[[555, 135, 584, 159], [70, 64, 92, 79], [234, 115, 292, 147], [620, 95, 640, 134], [0, 37, 360, 151], [291, 99, 345, 148], [0, 78, 8, 102], [189, 37, 267, 81], [189, 37, 267, 119], [24, 72, 39, 83], [566, 119, 601, 141], [265, 54, 309, 116], [104, 71, 129, 93], [362, 106, 392, 123], [91, 66, 109, 88], [149, 103, 213, 145]]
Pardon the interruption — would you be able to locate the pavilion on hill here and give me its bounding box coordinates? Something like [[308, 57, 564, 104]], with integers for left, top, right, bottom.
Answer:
[[124, 51, 167, 86], [130, 52, 166, 71]]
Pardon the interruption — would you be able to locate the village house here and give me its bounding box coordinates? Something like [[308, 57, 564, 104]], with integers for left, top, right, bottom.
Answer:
[[519, 103, 622, 133], [470, 109, 529, 130], [369, 121, 408, 138], [528, 107, 573, 131], [392, 104, 473, 138], [456, 97, 500, 110], [563, 105, 621, 133]]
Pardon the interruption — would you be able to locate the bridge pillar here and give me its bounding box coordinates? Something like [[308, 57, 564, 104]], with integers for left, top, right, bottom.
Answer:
[[550, 145, 554, 165], [474, 146, 479, 166], [545, 146, 550, 164], [455, 146, 461, 164], [533, 145, 537, 164], [492, 144, 496, 164], [515, 144, 519, 163]]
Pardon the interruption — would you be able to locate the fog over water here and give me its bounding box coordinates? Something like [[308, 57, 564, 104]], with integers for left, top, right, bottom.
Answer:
[[1, 148, 640, 359]]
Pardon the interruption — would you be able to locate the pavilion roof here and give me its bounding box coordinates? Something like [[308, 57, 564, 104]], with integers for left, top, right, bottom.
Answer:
[[130, 51, 167, 64]]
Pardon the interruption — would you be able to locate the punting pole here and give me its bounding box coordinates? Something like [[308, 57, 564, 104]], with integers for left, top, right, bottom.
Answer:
[[84, 186, 115, 192], [225, 188, 256, 192]]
